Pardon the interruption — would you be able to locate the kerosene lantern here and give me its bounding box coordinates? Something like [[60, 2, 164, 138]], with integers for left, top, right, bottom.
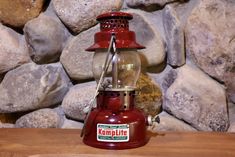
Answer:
[[81, 11, 159, 149]]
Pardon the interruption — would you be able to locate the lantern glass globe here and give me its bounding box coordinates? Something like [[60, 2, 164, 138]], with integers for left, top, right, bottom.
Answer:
[[92, 49, 141, 90]]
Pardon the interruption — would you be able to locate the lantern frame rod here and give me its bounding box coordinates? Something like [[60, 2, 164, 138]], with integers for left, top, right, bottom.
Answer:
[[94, 34, 116, 100], [81, 34, 116, 137]]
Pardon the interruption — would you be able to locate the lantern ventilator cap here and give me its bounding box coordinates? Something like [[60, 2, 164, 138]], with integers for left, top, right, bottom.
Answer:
[[86, 11, 145, 51]]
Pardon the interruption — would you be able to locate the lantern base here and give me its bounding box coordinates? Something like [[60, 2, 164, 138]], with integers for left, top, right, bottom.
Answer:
[[83, 109, 148, 150]]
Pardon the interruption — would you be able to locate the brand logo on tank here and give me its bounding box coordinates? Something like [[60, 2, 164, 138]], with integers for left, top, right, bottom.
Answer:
[[97, 124, 129, 142]]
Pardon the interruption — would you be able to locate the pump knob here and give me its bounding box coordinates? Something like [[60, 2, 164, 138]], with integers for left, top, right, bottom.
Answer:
[[154, 116, 160, 123], [147, 115, 160, 126]]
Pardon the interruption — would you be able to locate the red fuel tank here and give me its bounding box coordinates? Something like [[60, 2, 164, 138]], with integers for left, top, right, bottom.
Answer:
[[83, 90, 148, 149]]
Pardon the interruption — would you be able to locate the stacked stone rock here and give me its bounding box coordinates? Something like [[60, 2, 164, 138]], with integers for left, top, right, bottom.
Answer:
[[0, 0, 234, 132]]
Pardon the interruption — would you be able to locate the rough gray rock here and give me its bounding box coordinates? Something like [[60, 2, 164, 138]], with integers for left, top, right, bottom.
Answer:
[[61, 118, 84, 129], [149, 65, 176, 96], [52, 0, 123, 34], [163, 65, 228, 131], [228, 124, 235, 133], [128, 9, 165, 67], [0, 74, 4, 83], [185, 0, 235, 103], [0, 24, 30, 74], [125, 0, 198, 47], [163, 5, 185, 67], [169, 0, 200, 27], [0, 62, 71, 113], [150, 111, 196, 132], [62, 82, 96, 121], [0, 121, 14, 128], [44, 0, 59, 18], [24, 13, 70, 64], [60, 26, 98, 81], [126, 0, 188, 11], [228, 103, 235, 132], [15, 109, 61, 128]]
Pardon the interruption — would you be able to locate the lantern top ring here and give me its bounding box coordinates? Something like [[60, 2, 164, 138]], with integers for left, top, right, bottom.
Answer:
[[96, 12, 133, 21]]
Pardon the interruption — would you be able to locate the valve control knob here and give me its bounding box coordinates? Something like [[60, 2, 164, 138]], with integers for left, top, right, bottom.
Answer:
[[147, 115, 160, 126]]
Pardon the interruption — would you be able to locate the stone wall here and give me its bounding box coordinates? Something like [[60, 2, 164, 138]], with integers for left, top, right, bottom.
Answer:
[[0, 0, 234, 132]]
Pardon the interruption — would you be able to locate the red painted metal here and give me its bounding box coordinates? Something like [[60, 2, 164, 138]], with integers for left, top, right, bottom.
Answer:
[[83, 91, 148, 149], [96, 12, 133, 21], [86, 12, 145, 51], [84, 11, 148, 149]]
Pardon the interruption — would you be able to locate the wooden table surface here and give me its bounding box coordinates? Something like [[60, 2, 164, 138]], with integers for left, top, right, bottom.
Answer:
[[0, 129, 235, 157]]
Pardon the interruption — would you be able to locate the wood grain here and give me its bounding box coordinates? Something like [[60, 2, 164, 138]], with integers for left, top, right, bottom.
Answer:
[[0, 129, 235, 157]]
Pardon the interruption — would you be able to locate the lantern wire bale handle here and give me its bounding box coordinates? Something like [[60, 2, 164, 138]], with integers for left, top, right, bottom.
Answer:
[[94, 34, 116, 100], [81, 34, 116, 137]]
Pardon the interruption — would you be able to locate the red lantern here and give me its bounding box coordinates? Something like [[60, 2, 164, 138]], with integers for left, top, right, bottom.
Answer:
[[82, 11, 159, 149]]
